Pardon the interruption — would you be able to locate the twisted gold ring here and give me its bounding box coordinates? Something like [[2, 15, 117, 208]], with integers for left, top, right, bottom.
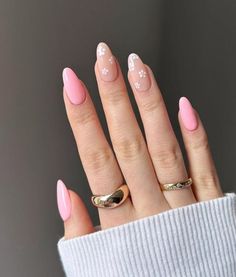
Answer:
[[160, 177, 193, 191], [91, 184, 130, 209]]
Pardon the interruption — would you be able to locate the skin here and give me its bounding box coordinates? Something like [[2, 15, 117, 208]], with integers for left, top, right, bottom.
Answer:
[[61, 43, 224, 239]]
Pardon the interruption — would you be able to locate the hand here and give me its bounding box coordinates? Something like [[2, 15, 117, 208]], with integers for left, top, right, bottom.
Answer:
[[56, 42, 223, 239]]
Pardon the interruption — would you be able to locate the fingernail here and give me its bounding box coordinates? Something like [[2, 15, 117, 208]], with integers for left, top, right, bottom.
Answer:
[[57, 179, 71, 221], [179, 97, 198, 131], [96, 42, 118, 82], [62, 67, 86, 105], [128, 53, 151, 92]]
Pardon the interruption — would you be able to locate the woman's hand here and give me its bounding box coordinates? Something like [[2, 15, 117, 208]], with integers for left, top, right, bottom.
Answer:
[[57, 42, 223, 239]]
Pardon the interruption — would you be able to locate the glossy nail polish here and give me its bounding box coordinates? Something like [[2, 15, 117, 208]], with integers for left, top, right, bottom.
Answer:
[[96, 42, 118, 82], [62, 67, 86, 105], [57, 179, 71, 221], [179, 97, 198, 131], [128, 53, 151, 92]]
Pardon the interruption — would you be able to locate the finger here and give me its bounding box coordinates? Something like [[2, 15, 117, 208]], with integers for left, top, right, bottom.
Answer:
[[127, 54, 196, 208], [62, 68, 134, 229], [95, 42, 169, 214], [57, 180, 95, 239], [178, 97, 224, 201]]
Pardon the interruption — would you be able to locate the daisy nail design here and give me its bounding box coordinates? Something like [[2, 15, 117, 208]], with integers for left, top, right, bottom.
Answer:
[[128, 52, 151, 91], [138, 70, 147, 78], [128, 53, 139, 71], [134, 82, 141, 89], [109, 56, 114, 64], [102, 68, 109, 75], [97, 44, 106, 56], [96, 42, 118, 82]]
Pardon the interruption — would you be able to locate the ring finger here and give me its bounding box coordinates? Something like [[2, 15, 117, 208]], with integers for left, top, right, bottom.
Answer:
[[127, 54, 196, 208]]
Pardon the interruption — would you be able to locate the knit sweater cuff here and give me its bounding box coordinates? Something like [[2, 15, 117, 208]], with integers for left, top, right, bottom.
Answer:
[[57, 193, 236, 277]]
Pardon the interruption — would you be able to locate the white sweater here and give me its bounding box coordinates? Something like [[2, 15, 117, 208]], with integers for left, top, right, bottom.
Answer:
[[57, 193, 236, 277]]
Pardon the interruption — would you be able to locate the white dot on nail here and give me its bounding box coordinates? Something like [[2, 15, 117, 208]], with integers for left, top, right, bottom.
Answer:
[[138, 70, 147, 78], [109, 56, 114, 64], [134, 82, 141, 89], [97, 45, 106, 56], [102, 68, 109, 75]]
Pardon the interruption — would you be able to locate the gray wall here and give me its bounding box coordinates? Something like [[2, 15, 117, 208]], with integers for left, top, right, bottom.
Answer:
[[0, 0, 236, 276]]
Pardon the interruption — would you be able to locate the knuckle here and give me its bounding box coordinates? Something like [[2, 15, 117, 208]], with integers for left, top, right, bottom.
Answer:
[[187, 134, 209, 152], [102, 87, 126, 105], [194, 172, 220, 196], [71, 109, 97, 126], [151, 146, 182, 169], [83, 146, 114, 172], [113, 133, 145, 161], [141, 95, 163, 113]]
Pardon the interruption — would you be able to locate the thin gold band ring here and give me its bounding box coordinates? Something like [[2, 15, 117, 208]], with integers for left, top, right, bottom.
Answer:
[[160, 177, 193, 191]]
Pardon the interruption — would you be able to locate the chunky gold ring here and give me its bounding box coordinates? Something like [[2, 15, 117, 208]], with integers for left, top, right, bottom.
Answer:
[[91, 184, 130, 209], [160, 177, 193, 191]]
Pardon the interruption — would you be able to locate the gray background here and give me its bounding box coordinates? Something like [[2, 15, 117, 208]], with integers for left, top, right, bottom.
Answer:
[[0, 0, 236, 276]]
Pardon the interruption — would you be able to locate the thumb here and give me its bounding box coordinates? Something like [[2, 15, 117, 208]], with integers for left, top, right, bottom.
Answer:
[[57, 179, 95, 239]]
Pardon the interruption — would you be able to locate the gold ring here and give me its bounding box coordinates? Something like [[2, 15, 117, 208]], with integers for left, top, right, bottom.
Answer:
[[160, 177, 193, 191], [91, 184, 130, 209]]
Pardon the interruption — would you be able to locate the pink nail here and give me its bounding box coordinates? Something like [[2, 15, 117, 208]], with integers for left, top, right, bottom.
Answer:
[[62, 67, 86, 105], [128, 53, 151, 92], [96, 42, 118, 82], [57, 179, 71, 221], [179, 97, 198, 131]]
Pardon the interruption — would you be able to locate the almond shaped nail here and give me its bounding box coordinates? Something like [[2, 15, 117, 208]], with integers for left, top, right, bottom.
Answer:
[[128, 53, 151, 92], [57, 179, 71, 221], [62, 67, 86, 105], [179, 97, 198, 131], [96, 42, 118, 82]]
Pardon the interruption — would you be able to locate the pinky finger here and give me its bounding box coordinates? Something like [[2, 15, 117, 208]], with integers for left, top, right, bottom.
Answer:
[[57, 180, 95, 239], [178, 97, 224, 201]]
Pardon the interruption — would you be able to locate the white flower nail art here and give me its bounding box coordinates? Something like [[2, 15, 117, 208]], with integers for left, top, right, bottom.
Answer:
[[102, 68, 109, 75], [97, 44, 106, 56], [134, 82, 141, 89], [108, 56, 114, 64], [128, 53, 139, 71], [138, 70, 147, 78]]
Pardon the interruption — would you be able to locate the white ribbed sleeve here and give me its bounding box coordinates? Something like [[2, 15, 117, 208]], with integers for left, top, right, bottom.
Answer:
[[57, 193, 236, 277]]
